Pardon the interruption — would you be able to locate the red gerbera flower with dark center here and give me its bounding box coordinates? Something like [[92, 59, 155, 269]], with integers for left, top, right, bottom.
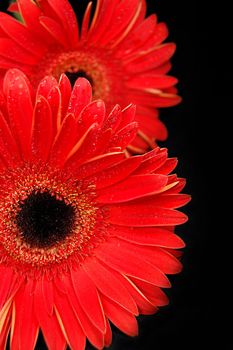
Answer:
[[0, 69, 189, 350], [0, 0, 181, 152]]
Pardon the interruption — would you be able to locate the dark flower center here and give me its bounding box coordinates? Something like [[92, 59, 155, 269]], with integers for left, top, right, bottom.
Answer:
[[65, 69, 93, 87], [16, 191, 76, 248]]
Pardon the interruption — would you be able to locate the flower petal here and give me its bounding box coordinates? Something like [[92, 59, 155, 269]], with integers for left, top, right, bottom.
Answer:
[[125, 43, 176, 73], [31, 95, 53, 162], [74, 152, 125, 179], [97, 174, 168, 203], [96, 241, 171, 287], [106, 239, 183, 274], [39, 16, 68, 47], [0, 38, 38, 65], [11, 282, 39, 350], [108, 203, 188, 226], [71, 268, 106, 333], [108, 225, 185, 248], [0, 12, 47, 56], [54, 289, 86, 350], [0, 301, 11, 349], [34, 281, 66, 350], [112, 273, 158, 315], [82, 258, 138, 314], [65, 281, 105, 349], [108, 121, 138, 149], [68, 78, 92, 117], [101, 295, 138, 337], [131, 278, 169, 306], [58, 74, 72, 121], [89, 156, 142, 189], [49, 113, 77, 167], [76, 100, 106, 139], [0, 110, 21, 166], [47, 0, 79, 46], [4, 69, 33, 159]]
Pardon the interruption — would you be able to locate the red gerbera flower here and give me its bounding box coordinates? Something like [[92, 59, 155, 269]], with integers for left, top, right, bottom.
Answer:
[[0, 69, 189, 350], [0, 0, 181, 152]]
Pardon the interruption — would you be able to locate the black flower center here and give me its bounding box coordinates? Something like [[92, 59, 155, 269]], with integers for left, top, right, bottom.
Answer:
[[65, 69, 93, 87], [16, 191, 76, 248]]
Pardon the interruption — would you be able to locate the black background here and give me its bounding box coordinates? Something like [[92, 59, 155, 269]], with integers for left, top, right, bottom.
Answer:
[[0, 0, 229, 349]]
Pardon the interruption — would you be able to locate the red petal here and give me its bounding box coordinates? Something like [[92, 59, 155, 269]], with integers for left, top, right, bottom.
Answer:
[[104, 318, 112, 348], [76, 100, 106, 139], [65, 280, 105, 349], [89, 156, 141, 189], [0, 55, 28, 70], [165, 178, 187, 194], [95, 242, 171, 287], [17, 0, 40, 22], [8, 2, 19, 12], [0, 302, 11, 349], [155, 158, 178, 174], [34, 281, 66, 350], [108, 225, 185, 248], [42, 276, 54, 316], [124, 22, 169, 61], [140, 193, 191, 209], [142, 22, 169, 48], [100, 0, 142, 46], [131, 278, 169, 306], [154, 61, 172, 75], [74, 152, 125, 179], [108, 121, 138, 150], [71, 269, 106, 333], [0, 267, 23, 311], [0, 38, 38, 65], [36, 75, 58, 100], [0, 110, 21, 166], [102, 104, 122, 132], [47, 0, 79, 46], [134, 148, 168, 174], [104, 318, 112, 347], [4, 69, 33, 159], [17, 0, 52, 44], [82, 258, 138, 314], [118, 104, 136, 130], [39, 16, 68, 47], [97, 174, 168, 203], [113, 273, 157, 315], [31, 95, 53, 162], [88, 1, 116, 42], [108, 203, 188, 226], [47, 85, 62, 134], [0, 267, 14, 309], [0, 299, 12, 348], [107, 240, 183, 274], [166, 248, 183, 258], [54, 289, 86, 350], [0, 12, 46, 56], [59, 74, 72, 121], [11, 282, 39, 350], [116, 14, 157, 56], [126, 74, 178, 90], [125, 43, 176, 73], [101, 295, 138, 337], [65, 123, 100, 167], [127, 89, 181, 108], [49, 113, 77, 167], [68, 78, 92, 117], [81, 2, 93, 41]]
